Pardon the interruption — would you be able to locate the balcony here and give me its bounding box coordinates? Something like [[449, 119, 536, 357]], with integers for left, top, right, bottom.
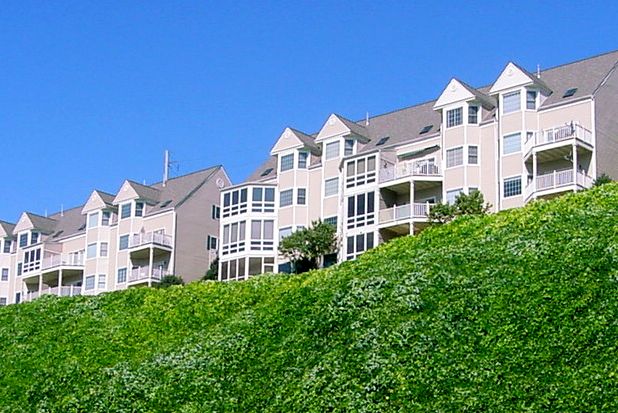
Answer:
[[24, 286, 82, 302], [128, 266, 168, 285], [129, 232, 173, 249], [380, 159, 442, 184], [523, 122, 593, 158], [41, 254, 84, 272], [379, 202, 434, 226], [525, 168, 593, 200]]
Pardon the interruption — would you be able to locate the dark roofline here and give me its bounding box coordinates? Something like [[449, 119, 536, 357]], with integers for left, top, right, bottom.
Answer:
[[149, 164, 222, 187], [174, 167, 220, 209]]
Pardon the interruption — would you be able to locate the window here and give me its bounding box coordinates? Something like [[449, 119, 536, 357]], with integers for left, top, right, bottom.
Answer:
[[260, 168, 273, 177], [468, 106, 479, 124], [30, 232, 39, 245], [280, 189, 293, 207], [503, 133, 521, 155], [102, 211, 111, 226], [207, 235, 218, 250], [98, 274, 106, 289], [346, 232, 374, 260], [19, 234, 27, 248], [446, 188, 464, 205], [446, 147, 464, 168], [1, 268, 8, 281], [87, 243, 97, 259], [251, 187, 275, 213], [279, 227, 292, 240], [468, 146, 479, 165], [376, 137, 390, 146], [120, 203, 131, 219], [100, 242, 108, 257], [345, 156, 377, 188], [346, 192, 375, 229], [135, 202, 144, 217], [15, 292, 21, 304], [280, 154, 294, 171], [85, 275, 95, 290], [324, 216, 337, 227], [247, 256, 275, 276], [420, 125, 433, 134], [563, 88, 577, 98], [3, 240, 11, 254], [298, 152, 308, 169], [504, 176, 522, 197], [222, 188, 248, 217], [297, 188, 306, 205], [526, 90, 537, 109], [324, 177, 339, 197], [88, 212, 99, 228], [119, 235, 129, 251], [221, 221, 246, 255], [446, 107, 463, 128], [250, 220, 274, 251], [17, 263, 22, 276], [117, 268, 127, 284], [211, 205, 221, 220], [325, 141, 340, 160], [344, 139, 354, 156], [503, 91, 521, 114], [0, 297, 6, 306]]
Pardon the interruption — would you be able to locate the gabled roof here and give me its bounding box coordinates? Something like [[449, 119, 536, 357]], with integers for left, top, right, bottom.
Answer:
[[150, 165, 222, 210], [13, 212, 58, 235], [434, 78, 496, 109], [315, 113, 370, 142], [0, 220, 15, 238], [270, 127, 320, 155], [81, 190, 116, 214], [113, 180, 161, 205]]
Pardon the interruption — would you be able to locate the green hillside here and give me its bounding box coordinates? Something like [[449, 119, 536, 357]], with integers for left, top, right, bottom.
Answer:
[[1, 185, 617, 412]]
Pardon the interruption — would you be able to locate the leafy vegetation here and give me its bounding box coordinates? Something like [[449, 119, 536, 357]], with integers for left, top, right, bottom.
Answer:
[[428, 189, 491, 224], [278, 219, 337, 273], [594, 172, 613, 186], [0, 184, 617, 412], [157, 274, 185, 288]]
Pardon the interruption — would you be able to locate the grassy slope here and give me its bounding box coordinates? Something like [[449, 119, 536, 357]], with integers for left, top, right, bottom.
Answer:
[[1, 185, 617, 412]]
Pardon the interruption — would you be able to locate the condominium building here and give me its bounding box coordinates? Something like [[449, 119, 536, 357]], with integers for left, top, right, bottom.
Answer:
[[218, 50, 618, 280], [0, 166, 230, 305]]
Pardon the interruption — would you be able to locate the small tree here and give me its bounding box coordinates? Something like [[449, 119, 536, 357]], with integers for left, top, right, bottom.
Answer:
[[203, 257, 219, 281], [593, 173, 612, 187], [157, 275, 184, 288], [278, 220, 337, 274], [428, 190, 491, 224]]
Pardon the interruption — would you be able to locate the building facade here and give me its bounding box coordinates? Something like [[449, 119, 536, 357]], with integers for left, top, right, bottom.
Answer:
[[218, 50, 618, 280], [0, 166, 230, 305]]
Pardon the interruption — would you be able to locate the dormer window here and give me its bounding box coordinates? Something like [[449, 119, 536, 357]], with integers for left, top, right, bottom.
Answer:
[[280, 154, 294, 172], [344, 139, 354, 156], [30, 232, 39, 245], [526, 90, 537, 110], [102, 211, 111, 226], [468, 106, 479, 124], [120, 203, 132, 219], [87, 212, 99, 229], [135, 202, 145, 217], [446, 107, 463, 128], [298, 152, 308, 169], [503, 91, 521, 114], [325, 141, 340, 160]]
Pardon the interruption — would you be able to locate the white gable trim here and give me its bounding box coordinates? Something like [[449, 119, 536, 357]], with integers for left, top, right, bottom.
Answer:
[[489, 62, 535, 94], [270, 128, 305, 155], [434, 79, 476, 109], [315, 114, 352, 142], [112, 181, 140, 205]]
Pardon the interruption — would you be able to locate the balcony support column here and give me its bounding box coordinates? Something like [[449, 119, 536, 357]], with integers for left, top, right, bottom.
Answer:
[[532, 152, 538, 199], [148, 247, 154, 287], [572, 143, 578, 192], [409, 180, 415, 235], [58, 269, 63, 296]]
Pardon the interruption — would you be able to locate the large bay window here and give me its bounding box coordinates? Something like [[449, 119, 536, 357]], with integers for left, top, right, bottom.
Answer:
[[346, 191, 375, 229], [345, 155, 376, 188], [346, 232, 375, 260]]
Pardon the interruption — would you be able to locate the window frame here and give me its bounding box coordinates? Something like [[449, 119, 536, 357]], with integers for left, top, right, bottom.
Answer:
[[526, 90, 537, 110], [468, 145, 479, 165], [344, 139, 354, 156], [120, 203, 132, 219], [502, 133, 522, 155], [503, 175, 523, 198], [117, 268, 127, 284], [468, 105, 479, 124], [446, 107, 463, 128], [298, 151, 309, 169], [87, 212, 99, 229], [119, 235, 129, 251], [280, 153, 294, 172], [279, 189, 293, 207], [502, 91, 521, 114], [86, 243, 97, 259], [325, 141, 340, 160], [297, 188, 306, 205], [324, 177, 339, 197], [446, 147, 464, 168]]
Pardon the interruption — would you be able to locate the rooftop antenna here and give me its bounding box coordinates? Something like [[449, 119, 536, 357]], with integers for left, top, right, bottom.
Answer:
[[44, 209, 48, 218], [60, 204, 64, 217], [163, 150, 170, 187], [365, 111, 370, 126], [536, 64, 541, 78]]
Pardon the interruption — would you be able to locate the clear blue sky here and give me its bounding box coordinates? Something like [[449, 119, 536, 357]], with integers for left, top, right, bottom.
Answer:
[[1, 1, 617, 221]]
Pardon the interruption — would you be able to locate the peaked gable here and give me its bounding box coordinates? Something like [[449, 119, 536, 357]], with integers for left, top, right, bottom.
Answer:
[[315, 114, 356, 142], [0, 221, 15, 238], [113, 180, 160, 205], [271, 128, 306, 155], [489, 62, 538, 94], [13, 212, 57, 234], [434, 78, 477, 109], [81, 190, 114, 214]]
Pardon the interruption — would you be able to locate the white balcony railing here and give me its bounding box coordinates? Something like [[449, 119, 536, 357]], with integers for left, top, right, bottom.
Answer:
[[379, 202, 435, 224], [523, 122, 593, 155], [129, 232, 173, 249], [24, 285, 82, 302], [128, 266, 168, 283], [527, 169, 593, 198], [41, 254, 84, 271], [380, 159, 441, 183]]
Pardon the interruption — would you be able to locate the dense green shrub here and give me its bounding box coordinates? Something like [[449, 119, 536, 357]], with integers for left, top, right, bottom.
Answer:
[[157, 274, 185, 288], [1, 184, 617, 412]]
